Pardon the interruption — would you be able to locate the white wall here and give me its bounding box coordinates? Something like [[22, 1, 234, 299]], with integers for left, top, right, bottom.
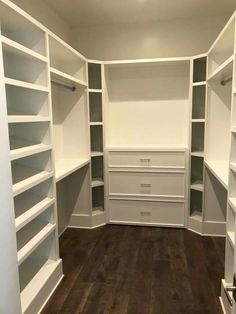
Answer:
[[11, 0, 71, 43], [71, 15, 231, 60]]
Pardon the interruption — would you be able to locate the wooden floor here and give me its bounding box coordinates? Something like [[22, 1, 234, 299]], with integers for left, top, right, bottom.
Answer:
[[43, 225, 225, 314]]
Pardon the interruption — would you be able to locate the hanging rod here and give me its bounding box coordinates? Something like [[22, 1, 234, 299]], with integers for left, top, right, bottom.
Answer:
[[51, 80, 76, 91], [221, 77, 232, 86]]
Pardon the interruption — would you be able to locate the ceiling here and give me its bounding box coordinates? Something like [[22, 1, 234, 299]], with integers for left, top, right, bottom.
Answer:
[[43, 0, 236, 27]]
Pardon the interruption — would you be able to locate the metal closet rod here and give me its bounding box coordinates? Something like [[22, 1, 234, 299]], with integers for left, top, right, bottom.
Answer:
[[51, 80, 76, 91], [221, 76, 232, 86]]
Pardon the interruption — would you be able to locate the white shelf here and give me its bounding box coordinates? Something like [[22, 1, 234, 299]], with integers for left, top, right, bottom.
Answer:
[[15, 196, 55, 232], [17, 223, 56, 265], [90, 122, 103, 126], [92, 207, 104, 213], [8, 115, 50, 123], [191, 182, 204, 192], [231, 127, 236, 133], [4, 78, 49, 92], [88, 88, 102, 93], [230, 162, 236, 172], [208, 55, 234, 82], [55, 158, 90, 182], [91, 179, 104, 188], [190, 211, 203, 221], [13, 170, 53, 197], [227, 231, 235, 248], [1, 35, 47, 63], [191, 151, 204, 157], [192, 119, 205, 123], [20, 259, 62, 314], [192, 81, 206, 86], [205, 160, 229, 189], [50, 67, 87, 88], [229, 198, 236, 212], [91, 151, 104, 157], [10, 140, 52, 161]]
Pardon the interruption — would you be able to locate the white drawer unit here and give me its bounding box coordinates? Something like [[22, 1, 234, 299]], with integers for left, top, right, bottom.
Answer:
[[108, 150, 186, 169], [108, 199, 185, 226], [106, 148, 188, 227], [108, 170, 185, 198]]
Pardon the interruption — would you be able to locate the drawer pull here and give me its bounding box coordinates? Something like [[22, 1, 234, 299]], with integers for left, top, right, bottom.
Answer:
[[140, 183, 151, 187], [225, 286, 236, 306]]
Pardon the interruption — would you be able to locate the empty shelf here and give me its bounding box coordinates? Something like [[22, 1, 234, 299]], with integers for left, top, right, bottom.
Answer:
[[92, 206, 104, 212], [90, 122, 103, 126], [208, 55, 233, 82], [191, 182, 204, 192], [192, 119, 205, 123], [230, 163, 236, 172], [191, 151, 204, 157], [89, 88, 102, 93], [227, 231, 235, 248], [8, 115, 50, 123], [55, 158, 90, 182], [5, 78, 49, 92], [91, 151, 104, 157], [192, 81, 206, 86], [50, 67, 87, 88], [205, 160, 229, 189], [91, 178, 104, 188], [190, 211, 203, 221], [229, 198, 236, 211]]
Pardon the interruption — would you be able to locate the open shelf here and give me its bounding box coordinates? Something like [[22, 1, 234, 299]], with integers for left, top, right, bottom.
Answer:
[[50, 67, 87, 88], [91, 178, 104, 188], [5, 77, 49, 92], [89, 92, 103, 123], [191, 156, 204, 190], [92, 185, 104, 211], [2, 43, 48, 86], [190, 189, 203, 216], [91, 151, 104, 157], [193, 57, 207, 83], [192, 85, 206, 119], [55, 158, 90, 182], [88, 63, 102, 90], [91, 156, 104, 181], [17, 207, 55, 265], [90, 125, 103, 154], [208, 55, 233, 83], [208, 18, 235, 77], [49, 34, 87, 84], [191, 151, 204, 157], [191, 122, 205, 153], [227, 204, 235, 248], [205, 160, 229, 189]]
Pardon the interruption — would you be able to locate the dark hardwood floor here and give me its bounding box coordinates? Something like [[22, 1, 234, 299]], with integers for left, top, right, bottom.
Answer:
[[42, 225, 225, 314]]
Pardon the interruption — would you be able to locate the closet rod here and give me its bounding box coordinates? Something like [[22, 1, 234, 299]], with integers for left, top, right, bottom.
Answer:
[[221, 77, 232, 86], [51, 80, 76, 91]]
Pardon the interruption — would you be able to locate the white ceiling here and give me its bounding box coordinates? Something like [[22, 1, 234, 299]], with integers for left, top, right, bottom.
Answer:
[[43, 0, 236, 27]]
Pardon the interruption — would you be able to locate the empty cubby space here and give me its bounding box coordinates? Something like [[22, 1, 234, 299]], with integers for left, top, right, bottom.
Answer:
[[191, 122, 205, 153], [89, 92, 103, 122], [91, 156, 104, 181], [0, 7, 46, 55], [88, 63, 102, 89], [192, 85, 206, 119], [14, 178, 54, 227], [2, 46, 48, 86], [9, 122, 51, 152], [190, 189, 203, 216], [17, 206, 55, 258], [49, 35, 87, 83], [225, 237, 234, 284], [11, 151, 52, 187], [193, 57, 206, 83], [90, 125, 103, 153], [227, 204, 235, 247], [6, 85, 49, 117], [191, 156, 203, 187], [92, 186, 104, 211]]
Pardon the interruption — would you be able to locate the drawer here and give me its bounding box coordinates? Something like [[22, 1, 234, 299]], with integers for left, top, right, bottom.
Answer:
[[109, 171, 185, 197], [108, 199, 185, 226], [108, 150, 185, 168]]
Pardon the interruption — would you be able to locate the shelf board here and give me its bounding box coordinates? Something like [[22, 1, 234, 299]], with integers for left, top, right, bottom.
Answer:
[[191, 182, 204, 192], [191, 151, 204, 157], [192, 81, 206, 86], [92, 207, 104, 214], [205, 160, 229, 190], [229, 198, 236, 212], [50, 67, 87, 88], [1, 35, 47, 63], [10, 141, 52, 161], [15, 196, 55, 232], [189, 211, 203, 222], [8, 115, 50, 123], [13, 171, 54, 197], [227, 231, 235, 248], [91, 151, 104, 157], [90, 122, 103, 126], [231, 126, 236, 133], [192, 119, 205, 123], [91, 178, 104, 188], [5, 78, 49, 92], [230, 162, 236, 172], [208, 55, 234, 82], [17, 223, 56, 265], [88, 88, 102, 93], [55, 158, 90, 182], [20, 258, 62, 314]]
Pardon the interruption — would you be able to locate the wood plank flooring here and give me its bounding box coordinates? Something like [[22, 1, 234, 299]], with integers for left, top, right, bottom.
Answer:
[[42, 226, 225, 314]]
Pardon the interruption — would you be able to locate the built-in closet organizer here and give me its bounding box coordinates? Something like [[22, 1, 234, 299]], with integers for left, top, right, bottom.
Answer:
[[103, 59, 190, 226]]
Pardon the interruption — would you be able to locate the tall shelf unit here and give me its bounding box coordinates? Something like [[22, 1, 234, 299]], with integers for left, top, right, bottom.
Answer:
[[188, 55, 207, 233], [88, 61, 106, 226], [0, 1, 63, 314]]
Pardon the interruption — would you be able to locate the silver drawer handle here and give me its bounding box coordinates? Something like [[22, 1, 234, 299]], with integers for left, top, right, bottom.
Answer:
[[225, 286, 236, 306], [140, 183, 151, 187]]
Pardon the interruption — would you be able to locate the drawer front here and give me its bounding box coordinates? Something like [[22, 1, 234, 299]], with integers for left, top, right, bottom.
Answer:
[[108, 151, 185, 168], [109, 171, 185, 197], [108, 199, 185, 226]]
